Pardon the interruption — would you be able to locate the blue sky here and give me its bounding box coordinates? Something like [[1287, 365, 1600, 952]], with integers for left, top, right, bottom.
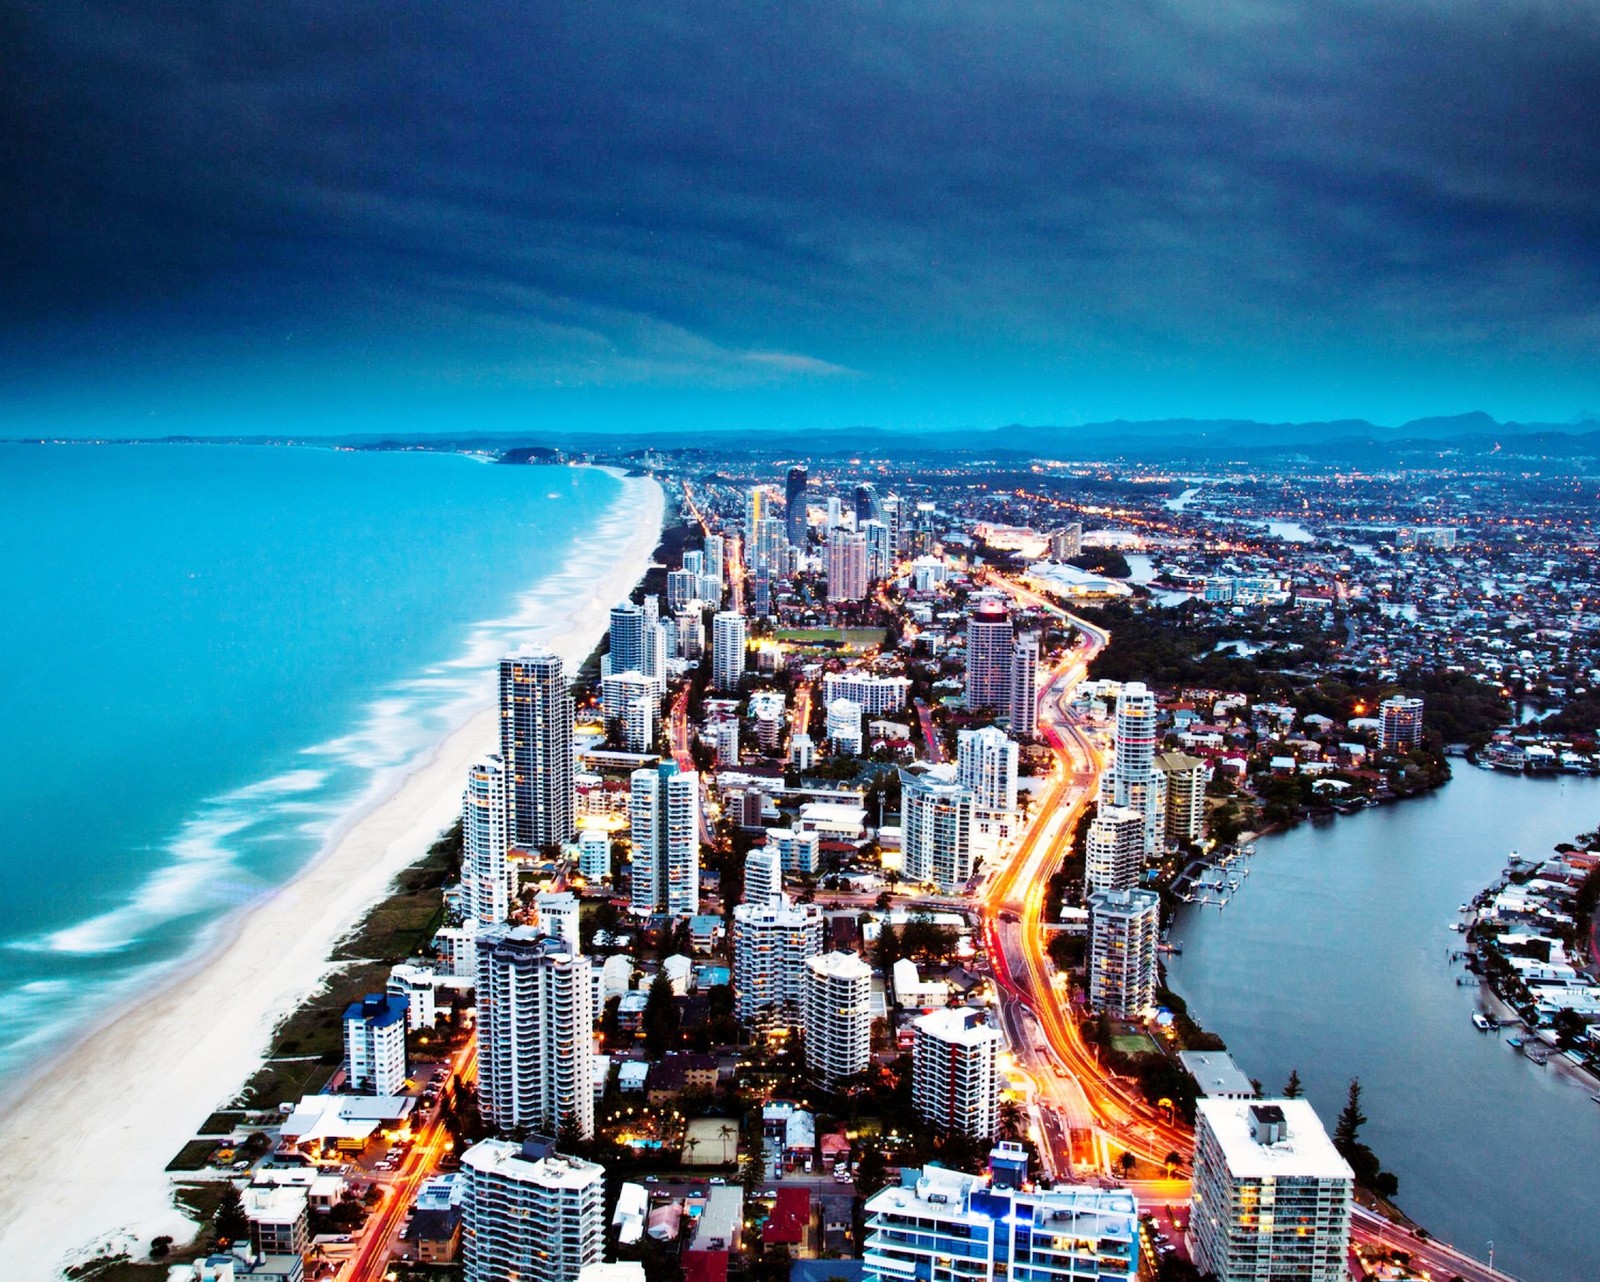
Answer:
[[5, 1, 1600, 437]]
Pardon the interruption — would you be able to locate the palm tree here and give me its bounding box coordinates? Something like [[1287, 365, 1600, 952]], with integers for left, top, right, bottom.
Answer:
[[998, 1099, 1026, 1142]]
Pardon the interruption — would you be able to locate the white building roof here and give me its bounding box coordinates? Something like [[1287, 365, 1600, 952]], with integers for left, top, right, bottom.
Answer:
[[915, 1007, 1002, 1047], [1197, 1098, 1353, 1181]]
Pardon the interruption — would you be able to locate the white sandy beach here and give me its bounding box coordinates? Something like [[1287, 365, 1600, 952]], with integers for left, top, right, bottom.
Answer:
[[0, 470, 665, 1280]]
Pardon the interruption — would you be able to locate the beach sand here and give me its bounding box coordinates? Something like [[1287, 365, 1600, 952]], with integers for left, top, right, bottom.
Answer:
[[0, 470, 665, 1279]]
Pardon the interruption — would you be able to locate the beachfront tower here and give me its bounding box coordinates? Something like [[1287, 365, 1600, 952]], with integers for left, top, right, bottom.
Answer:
[[342, 992, 409, 1096], [462, 1139, 606, 1282], [464, 754, 511, 926], [1188, 1099, 1353, 1282], [803, 951, 873, 1086], [912, 1009, 1002, 1140], [629, 761, 701, 917], [965, 599, 1014, 711], [499, 648, 574, 851], [712, 611, 747, 692], [474, 926, 595, 1139], [1087, 887, 1161, 1018]]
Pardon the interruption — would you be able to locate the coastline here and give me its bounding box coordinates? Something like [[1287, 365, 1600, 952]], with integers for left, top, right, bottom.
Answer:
[[0, 467, 665, 1280]]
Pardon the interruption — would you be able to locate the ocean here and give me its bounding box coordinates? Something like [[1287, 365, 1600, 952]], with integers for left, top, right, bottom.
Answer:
[[0, 443, 627, 1091]]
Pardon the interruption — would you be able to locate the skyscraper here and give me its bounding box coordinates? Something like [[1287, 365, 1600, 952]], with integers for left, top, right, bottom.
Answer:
[[1008, 634, 1039, 737], [853, 481, 880, 525], [732, 896, 824, 1028], [1101, 681, 1165, 856], [1087, 887, 1161, 1017], [862, 518, 892, 579], [464, 754, 511, 926], [1378, 694, 1425, 750], [607, 602, 646, 677], [901, 770, 976, 893], [965, 599, 1014, 710], [743, 845, 782, 906], [342, 992, 409, 1096], [711, 611, 747, 691], [1083, 805, 1146, 896], [461, 1139, 606, 1282], [1188, 1099, 1353, 1282], [629, 761, 701, 917], [911, 1009, 1002, 1140], [785, 466, 809, 547], [827, 527, 869, 601], [956, 725, 1019, 813], [1156, 751, 1207, 846], [474, 926, 595, 1138], [804, 951, 872, 1085], [499, 649, 574, 850]]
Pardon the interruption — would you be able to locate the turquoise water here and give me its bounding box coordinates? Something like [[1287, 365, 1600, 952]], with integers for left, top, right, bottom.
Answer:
[[0, 444, 626, 1089]]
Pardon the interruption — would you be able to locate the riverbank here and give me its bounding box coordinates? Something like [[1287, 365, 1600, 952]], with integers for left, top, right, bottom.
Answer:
[[0, 469, 665, 1280]]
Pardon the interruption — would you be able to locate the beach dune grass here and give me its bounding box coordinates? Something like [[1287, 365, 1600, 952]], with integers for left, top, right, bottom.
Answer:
[[66, 1184, 227, 1280]]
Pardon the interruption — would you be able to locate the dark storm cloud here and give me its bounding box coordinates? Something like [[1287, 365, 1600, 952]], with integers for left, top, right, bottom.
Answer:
[[4, 0, 1600, 405]]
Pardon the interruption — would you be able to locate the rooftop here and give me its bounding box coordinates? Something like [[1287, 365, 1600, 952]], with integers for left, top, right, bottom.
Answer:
[[1197, 1097, 1354, 1182]]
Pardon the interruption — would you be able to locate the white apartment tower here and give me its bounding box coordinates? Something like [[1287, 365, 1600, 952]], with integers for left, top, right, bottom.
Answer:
[[474, 926, 595, 1139], [1084, 804, 1147, 896], [464, 754, 512, 927], [964, 599, 1014, 711], [732, 896, 825, 1028], [743, 845, 782, 906], [827, 528, 869, 601], [462, 1139, 606, 1282], [1101, 681, 1166, 856], [912, 1009, 1002, 1140], [711, 611, 747, 692], [1087, 887, 1161, 1018], [1008, 634, 1039, 737], [901, 770, 976, 893], [956, 725, 1019, 813], [629, 761, 701, 917], [499, 648, 574, 851], [826, 697, 864, 756], [342, 992, 409, 1096], [1189, 1099, 1354, 1282], [804, 951, 873, 1085], [1378, 695, 1425, 750]]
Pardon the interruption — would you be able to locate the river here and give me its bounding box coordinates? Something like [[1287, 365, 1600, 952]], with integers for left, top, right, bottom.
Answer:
[[1166, 765, 1600, 1282]]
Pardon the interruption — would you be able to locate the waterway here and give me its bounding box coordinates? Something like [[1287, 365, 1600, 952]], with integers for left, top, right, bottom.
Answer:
[[1166, 766, 1600, 1282]]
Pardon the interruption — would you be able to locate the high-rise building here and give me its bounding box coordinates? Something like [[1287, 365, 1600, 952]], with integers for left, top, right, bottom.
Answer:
[[629, 761, 701, 917], [822, 671, 911, 714], [826, 697, 864, 756], [879, 494, 902, 563], [576, 829, 610, 881], [862, 518, 892, 579], [1188, 1099, 1353, 1282], [1048, 523, 1083, 561], [854, 482, 881, 526], [744, 489, 766, 570], [607, 602, 647, 677], [827, 528, 869, 601], [765, 825, 820, 874], [785, 467, 809, 547], [1084, 805, 1146, 896], [826, 495, 844, 531], [965, 600, 1014, 710], [901, 770, 976, 893], [500, 649, 574, 851], [911, 1009, 1002, 1140], [666, 568, 700, 613], [601, 670, 655, 734], [464, 754, 511, 926], [804, 951, 873, 1085], [711, 611, 746, 692], [956, 725, 1018, 813], [732, 896, 824, 1028], [461, 1139, 605, 1282], [743, 846, 782, 906], [1008, 634, 1039, 737], [789, 731, 814, 772], [387, 962, 440, 1030], [1378, 695, 1425, 750], [343, 992, 409, 1096], [474, 926, 595, 1138], [862, 1164, 1138, 1282], [675, 607, 704, 660], [1101, 681, 1165, 855], [1087, 887, 1161, 1018], [535, 890, 581, 955], [1157, 750, 1207, 846]]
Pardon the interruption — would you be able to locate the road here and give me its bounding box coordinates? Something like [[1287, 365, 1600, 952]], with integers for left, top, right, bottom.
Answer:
[[912, 697, 945, 763], [345, 1039, 477, 1282]]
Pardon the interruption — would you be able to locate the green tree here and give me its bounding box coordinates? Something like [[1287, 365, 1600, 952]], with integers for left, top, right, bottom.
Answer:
[[1282, 1068, 1303, 1098], [213, 1184, 249, 1246], [1334, 1077, 1366, 1152], [642, 973, 680, 1058]]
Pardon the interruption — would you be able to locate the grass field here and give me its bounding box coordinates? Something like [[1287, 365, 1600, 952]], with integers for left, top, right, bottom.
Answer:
[[1110, 1032, 1163, 1057], [773, 626, 887, 649]]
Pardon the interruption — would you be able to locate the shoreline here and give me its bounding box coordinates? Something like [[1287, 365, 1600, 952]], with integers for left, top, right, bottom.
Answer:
[[0, 468, 665, 1280]]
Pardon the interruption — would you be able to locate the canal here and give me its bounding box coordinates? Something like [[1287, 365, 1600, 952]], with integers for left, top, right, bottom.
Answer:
[[1165, 765, 1600, 1282]]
